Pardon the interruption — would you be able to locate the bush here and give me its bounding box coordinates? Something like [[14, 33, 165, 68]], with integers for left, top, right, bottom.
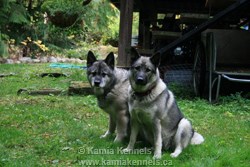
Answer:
[[41, 0, 83, 16], [0, 33, 9, 58], [0, 0, 121, 59], [83, 1, 120, 45], [41, 0, 84, 28]]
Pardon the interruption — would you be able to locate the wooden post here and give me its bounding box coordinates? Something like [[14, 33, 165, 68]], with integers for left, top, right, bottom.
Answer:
[[117, 0, 134, 67], [138, 9, 157, 53], [140, 10, 151, 49]]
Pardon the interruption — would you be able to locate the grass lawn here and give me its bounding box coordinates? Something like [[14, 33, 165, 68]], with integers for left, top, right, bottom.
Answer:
[[0, 64, 249, 166]]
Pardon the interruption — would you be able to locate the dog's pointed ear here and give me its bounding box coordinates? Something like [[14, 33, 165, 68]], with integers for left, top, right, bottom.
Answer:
[[150, 52, 161, 67], [87, 51, 97, 68], [105, 52, 115, 70], [130, 47, 140, 65]]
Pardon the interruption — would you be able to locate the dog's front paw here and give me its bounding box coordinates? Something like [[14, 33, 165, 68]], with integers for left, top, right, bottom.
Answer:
[[153, 153, 162, 159], [114, 136, 123, 143], [100, 134, 109, 138], [170, 148, 182, 158], [170, 152, 180, 158], [100, 131, 111, 139]]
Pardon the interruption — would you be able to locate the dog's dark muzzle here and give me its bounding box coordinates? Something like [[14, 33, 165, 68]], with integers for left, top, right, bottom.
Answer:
[[136, 75, 147, 85], [94, 77, 101, 86]]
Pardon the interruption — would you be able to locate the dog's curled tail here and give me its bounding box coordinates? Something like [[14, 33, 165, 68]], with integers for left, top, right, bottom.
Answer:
[[191, 132, 204, 145]]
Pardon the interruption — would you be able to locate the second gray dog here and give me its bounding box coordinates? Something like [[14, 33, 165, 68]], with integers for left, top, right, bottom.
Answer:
[[87, 51, 130, 142]]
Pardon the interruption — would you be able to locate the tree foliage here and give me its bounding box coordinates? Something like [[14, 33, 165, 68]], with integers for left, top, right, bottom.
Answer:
[[0, 0, 120, 58]]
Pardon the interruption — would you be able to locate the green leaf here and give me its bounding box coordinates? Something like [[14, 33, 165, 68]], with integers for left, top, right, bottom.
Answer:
[[9, 3, 30, 24]]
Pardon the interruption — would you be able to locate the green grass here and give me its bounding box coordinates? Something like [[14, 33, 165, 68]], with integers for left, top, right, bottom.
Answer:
[[0, 64, 249, 166]]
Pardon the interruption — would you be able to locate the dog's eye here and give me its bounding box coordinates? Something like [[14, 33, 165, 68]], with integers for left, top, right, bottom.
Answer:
[[146, 68, 151, 72], [134, 66, 140, 71], [101, 73, 107, 77], [92, 72, 96, 76]]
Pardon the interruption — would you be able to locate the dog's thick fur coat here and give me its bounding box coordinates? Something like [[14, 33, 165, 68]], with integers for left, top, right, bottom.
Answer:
[[87, 51, 130, 142], [123, 48, 204, 158]]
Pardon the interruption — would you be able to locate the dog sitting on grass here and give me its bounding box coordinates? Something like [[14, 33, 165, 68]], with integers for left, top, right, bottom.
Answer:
[[123, 48, 204, 158], [86, 51, 130, 142]]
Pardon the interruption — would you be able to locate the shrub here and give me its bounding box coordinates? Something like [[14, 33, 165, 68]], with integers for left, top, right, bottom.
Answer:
[[41, 0, 84, 28], [0, 33, 9, 58]]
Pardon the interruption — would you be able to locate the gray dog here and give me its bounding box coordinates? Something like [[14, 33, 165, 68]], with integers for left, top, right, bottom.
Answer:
[[123, 48, 204, 158], [86, 51, 130, 142]]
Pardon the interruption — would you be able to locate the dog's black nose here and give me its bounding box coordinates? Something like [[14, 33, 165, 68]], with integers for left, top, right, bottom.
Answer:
[[94, 80, 101, 86], [136, 76, 146, 85]]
